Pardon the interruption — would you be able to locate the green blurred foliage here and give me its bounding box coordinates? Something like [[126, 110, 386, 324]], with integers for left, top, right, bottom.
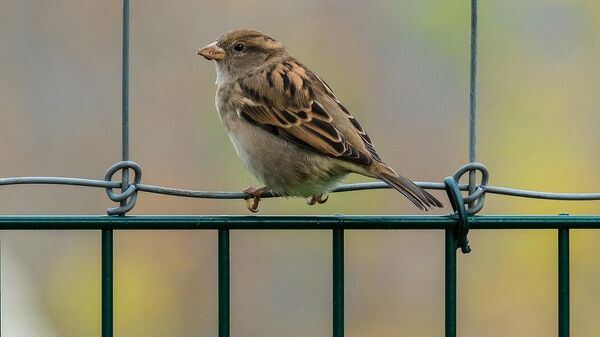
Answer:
[[0, 1, 598, 337]]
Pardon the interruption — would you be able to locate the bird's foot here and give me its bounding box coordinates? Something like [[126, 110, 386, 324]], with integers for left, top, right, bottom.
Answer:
[[242, 185, 270, 213], [307, 194, 329, 205]]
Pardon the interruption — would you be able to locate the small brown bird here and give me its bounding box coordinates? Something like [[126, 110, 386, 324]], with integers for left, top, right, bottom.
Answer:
[[198, 29, 442, 212]]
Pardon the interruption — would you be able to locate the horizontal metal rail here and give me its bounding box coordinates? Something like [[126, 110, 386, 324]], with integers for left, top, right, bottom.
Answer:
[[0, 215, 597, 230]]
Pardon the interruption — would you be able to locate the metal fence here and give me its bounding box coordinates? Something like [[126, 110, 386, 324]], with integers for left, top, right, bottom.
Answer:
[[1, 1, 599, 337]]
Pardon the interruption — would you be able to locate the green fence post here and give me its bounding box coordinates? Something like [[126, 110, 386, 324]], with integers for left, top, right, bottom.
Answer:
[[333, 229, 344, 337], [219, 229, 230, 337], [1, 233, 2, 334], [558, 228, 569, 337], [102, 229, 113, 337], [445, 229, 457, 337]]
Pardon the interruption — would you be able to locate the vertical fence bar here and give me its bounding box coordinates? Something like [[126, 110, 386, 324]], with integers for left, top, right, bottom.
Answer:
[[445, 230, 457, 337], [0, 234, 2, 334], [456, 1, 477, 333], [468, 0, 478, 196], [102, 1, 129, 336], [121, 0, 130, 163], [119, 0, 130, 203], [333, 229, 344, 337], [219, 229, 230, 337], [102, 229, 113, 337], [558, 228, 570, 337]]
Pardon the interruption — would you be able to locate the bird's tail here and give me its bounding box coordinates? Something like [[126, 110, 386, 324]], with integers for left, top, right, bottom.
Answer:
[[372, 163, 443, 211]]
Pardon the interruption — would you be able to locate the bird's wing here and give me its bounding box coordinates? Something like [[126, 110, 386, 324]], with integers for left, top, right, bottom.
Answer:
[[233, 57, 380, 166]]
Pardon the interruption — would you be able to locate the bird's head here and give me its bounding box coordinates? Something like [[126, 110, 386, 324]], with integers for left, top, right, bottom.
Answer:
[[198, 29, 285, 83]]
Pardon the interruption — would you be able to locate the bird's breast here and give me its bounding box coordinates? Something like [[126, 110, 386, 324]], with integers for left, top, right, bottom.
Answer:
[[216, 107, 348, 197]]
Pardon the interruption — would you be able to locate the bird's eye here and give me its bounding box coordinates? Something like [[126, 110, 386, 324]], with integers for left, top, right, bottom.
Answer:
[[233, 42, 245, 52]]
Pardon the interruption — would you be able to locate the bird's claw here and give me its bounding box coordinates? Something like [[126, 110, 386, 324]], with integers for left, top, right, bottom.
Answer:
[[243, 185, 270, 213], [307, 194, 329, 205], [245, 197, 260, 213]]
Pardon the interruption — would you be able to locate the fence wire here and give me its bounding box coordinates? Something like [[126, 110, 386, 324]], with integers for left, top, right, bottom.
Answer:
[[0, 162, 598, 202]]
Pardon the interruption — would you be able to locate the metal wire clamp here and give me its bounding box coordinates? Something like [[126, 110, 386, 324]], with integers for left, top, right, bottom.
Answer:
[[104, 161, 142, 215], [445, 162, 489, 253]]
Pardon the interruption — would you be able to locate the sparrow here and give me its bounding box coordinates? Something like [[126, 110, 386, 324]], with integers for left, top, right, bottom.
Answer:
[[198, 28, 442, 212]]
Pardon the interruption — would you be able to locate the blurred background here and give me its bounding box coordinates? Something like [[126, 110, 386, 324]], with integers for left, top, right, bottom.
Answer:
[[1, 0, 599, 336]]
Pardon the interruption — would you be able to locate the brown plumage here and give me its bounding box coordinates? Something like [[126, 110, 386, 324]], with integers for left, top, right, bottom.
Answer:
[[198, 28, 442, 212]]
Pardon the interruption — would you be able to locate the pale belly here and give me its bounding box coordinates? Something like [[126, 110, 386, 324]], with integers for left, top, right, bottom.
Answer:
[[220, 112, 348, 197]]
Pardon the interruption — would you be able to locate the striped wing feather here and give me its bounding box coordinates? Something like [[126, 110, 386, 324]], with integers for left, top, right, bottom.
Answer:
[[235, 57, 377, 166]]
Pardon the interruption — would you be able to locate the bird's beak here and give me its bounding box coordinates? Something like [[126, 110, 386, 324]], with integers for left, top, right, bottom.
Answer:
[[197, 42, 226, 60]]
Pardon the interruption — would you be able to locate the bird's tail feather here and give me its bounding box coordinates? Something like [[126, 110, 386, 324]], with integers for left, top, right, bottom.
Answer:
[[375, 171, 443, 211]]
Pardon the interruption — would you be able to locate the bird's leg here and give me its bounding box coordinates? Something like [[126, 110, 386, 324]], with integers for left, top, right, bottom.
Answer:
[[307, 194, 329, 205], [242, 185, 270, 213]]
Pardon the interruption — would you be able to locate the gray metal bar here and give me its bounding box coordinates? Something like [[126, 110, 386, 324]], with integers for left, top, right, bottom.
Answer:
[[122, 0, 129, 162], [468, 0, 478, 198]]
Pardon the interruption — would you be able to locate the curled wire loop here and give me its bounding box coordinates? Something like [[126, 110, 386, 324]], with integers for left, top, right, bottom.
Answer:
[[453, 162, 489, 215], [444, 162, 489, 254], [104, 161, 142, 215]]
